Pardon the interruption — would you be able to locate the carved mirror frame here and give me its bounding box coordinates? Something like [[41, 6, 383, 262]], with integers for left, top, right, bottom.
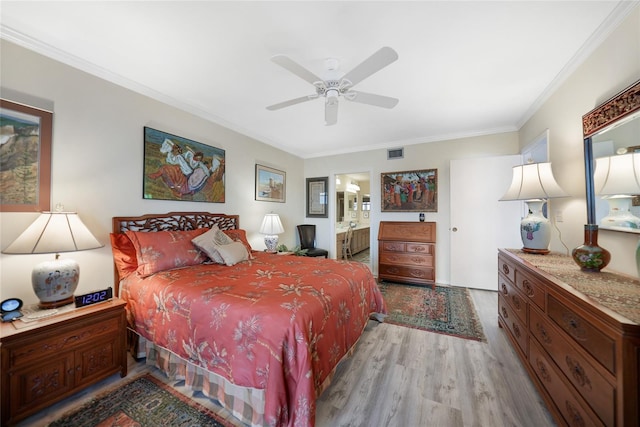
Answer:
[[582, 79, 640, 227]]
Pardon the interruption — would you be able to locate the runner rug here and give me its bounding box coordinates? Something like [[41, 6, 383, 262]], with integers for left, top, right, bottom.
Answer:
[[49, 373, 234, 427], [378, 281, 487, 342]]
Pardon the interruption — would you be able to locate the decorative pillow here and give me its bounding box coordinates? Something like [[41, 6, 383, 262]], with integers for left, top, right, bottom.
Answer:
[[216, 241, 250, 266], [192, 225, 235, 263], [126, 229, 208, 277], [223, 229, 255, 257], [110, 233, 138, 280]]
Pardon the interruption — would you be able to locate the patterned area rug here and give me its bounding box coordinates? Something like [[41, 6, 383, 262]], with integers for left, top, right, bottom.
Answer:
[[378, 282, 486, 342], [49, 374, 234, 427]]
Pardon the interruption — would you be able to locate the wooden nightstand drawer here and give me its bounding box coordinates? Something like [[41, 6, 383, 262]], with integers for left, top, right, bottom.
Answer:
[[7, 315, 120, 368], [381, 241, 406, 252], [547, 295, 615, 373]]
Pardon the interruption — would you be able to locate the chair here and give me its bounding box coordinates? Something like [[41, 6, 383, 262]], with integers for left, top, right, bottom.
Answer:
[[296, 225, 328, 258], [342, 226, 353, 260]]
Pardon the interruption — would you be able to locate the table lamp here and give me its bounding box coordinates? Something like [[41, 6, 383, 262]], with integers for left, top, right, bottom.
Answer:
[[260, 213, 284, 253], [500, 162, 568, 254], [2, 209, 103, 308]]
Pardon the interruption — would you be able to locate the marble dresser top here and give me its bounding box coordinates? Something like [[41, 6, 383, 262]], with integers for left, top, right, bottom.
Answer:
[[506, 249, 640, 324]]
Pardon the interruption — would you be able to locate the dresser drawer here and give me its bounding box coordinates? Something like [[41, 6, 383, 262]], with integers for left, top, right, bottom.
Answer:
[[529, 338, 605, 427], [516, 270, 546, 310], [6, 314, 121, 368], [547, 295, 615, 374], [381, 241, 406, 252], [498, 294, 527, 356], [405, 243, 433, 254], [379, 264, 434, 283], [499, 273, 527, 325], [530, 306, 614, 426], [379, 251, 434, 268], [498, 254, 516, 284]]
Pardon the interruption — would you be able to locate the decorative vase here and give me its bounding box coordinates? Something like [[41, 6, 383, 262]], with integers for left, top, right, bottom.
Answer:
[[520, 199, 551, 254], [571, 224, 611, 272]]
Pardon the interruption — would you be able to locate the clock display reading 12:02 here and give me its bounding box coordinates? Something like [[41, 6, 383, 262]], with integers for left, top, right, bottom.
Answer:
[[75, 287, 113, 308]]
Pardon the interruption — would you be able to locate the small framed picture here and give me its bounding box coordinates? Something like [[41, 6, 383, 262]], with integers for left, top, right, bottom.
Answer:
[[306, 177, 328, 218], [256, 164, 286, 202]]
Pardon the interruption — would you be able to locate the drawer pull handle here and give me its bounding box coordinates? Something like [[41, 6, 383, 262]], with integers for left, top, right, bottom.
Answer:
[[536, 323, 552, 344], [565, 401, 586, 427], [501, 307, 508, 318], [566, 356, 592, 390], [513, 323, 521, 338], [502, 264, 510, 275], [561, 314, 587, 341], [522, 280, 534, 297], [501, 283, 508, 295], [536, 358, 551, 382]]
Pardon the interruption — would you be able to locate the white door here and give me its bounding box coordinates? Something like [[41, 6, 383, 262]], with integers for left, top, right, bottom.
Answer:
[[450, 155, 523, 290]]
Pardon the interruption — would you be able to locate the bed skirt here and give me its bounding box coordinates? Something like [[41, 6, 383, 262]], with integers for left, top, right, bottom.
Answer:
[[130, 323, 365, 427]]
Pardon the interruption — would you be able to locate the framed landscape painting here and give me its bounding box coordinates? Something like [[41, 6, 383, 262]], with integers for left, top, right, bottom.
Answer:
[[381, 169, 438, 212], [255, 164, 286, 202], [143, 127, 225, 202], [0, 99, 52, 212]]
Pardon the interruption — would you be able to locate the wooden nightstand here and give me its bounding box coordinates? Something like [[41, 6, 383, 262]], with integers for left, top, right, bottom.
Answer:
[[0, 299, 127, 426]]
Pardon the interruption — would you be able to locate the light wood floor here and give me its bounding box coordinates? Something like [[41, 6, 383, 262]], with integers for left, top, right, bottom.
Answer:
[[16, 288, 556, 427]]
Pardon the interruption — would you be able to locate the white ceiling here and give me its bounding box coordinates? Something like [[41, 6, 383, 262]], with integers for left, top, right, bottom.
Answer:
[[1, 1, 635, 159]]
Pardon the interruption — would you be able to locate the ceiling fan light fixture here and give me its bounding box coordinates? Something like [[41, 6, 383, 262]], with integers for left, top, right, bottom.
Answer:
[[326, 89, 339, 106]]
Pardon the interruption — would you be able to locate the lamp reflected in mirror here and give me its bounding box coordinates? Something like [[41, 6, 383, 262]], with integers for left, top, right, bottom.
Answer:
[[594, 152, 640, 231]]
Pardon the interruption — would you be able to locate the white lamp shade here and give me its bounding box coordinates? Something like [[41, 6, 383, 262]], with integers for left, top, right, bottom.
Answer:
[[259, 213, 284, 235], [3, 211, 103, 254], [595, 153, 640, 196], [500, 162, 568, 201]]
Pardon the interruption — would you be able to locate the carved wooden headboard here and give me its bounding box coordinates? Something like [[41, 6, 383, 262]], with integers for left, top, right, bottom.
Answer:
[[111, 211, 240, 292]]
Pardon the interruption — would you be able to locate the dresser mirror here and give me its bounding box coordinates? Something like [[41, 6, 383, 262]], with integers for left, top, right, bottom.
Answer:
[[582, 79, 640, 234]]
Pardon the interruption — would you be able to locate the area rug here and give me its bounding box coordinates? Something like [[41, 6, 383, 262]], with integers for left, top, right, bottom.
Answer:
[[378, 281, 487, 342], [49, 373, 235, 427]]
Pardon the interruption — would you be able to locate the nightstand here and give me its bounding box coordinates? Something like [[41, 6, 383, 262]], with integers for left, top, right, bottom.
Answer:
[[0, 299, 127, 426]]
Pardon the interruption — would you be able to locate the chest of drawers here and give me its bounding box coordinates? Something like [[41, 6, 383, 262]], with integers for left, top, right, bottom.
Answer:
[[378, 221, 436, 287], [1, 299, 127, 425], [498, 249, 640, 426]]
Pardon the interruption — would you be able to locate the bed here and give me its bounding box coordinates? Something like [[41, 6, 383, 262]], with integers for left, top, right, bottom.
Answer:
[[111, 212, 386, 427]]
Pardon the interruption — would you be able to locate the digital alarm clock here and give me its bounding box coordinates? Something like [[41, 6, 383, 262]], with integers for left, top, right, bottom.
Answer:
[[1, 298, 24, 322], [74, 287, 113, 308]]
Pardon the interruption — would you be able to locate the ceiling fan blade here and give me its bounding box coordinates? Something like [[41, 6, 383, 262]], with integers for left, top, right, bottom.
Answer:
[[266, 95, 316, 111], [271, 54, 323, 85], [341, 47, 398, 87], [347, 91, 399, 109], [325, 101, 338, 126]]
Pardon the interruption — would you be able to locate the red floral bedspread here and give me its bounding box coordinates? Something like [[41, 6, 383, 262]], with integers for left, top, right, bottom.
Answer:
[[121, 252, 386, 427]]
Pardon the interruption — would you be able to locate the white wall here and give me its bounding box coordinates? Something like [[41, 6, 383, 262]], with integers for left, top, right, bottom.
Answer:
[[519, 6, 640, 275], [0, 40, 305, 304], [304, 132, 520, 284]]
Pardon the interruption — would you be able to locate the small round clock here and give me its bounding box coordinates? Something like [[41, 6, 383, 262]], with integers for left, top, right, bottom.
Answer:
[[1, 298, 24, 322]]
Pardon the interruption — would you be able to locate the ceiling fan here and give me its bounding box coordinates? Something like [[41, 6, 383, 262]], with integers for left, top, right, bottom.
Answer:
[[266, 47, 399, 126]]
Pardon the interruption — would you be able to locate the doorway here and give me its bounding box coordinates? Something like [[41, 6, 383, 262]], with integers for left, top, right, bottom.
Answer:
[[335, 172, 371, 268]]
